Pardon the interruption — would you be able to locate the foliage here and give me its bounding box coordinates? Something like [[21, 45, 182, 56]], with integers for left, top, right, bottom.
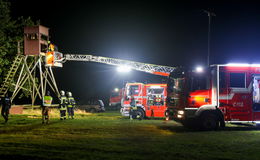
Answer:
[[0, 0, 34, 81], [0, 0, 36, 98]]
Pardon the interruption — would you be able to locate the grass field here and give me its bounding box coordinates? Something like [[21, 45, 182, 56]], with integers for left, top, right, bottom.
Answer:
[[1, 110, 260, 160]]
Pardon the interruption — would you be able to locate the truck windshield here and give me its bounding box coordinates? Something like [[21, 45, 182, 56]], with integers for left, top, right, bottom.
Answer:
[[167, 77, 185, 93], [167, 70, 208, 94], [127, 85, 139, 95], [187, 75, 208, 92]]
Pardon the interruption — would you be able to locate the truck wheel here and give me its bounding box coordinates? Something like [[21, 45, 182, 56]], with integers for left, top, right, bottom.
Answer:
[[136, 109, 145, 120], [201, 113, 219, 130]]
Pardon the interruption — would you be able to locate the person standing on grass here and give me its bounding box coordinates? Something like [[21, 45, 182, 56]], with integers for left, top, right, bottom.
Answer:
[[1, 93, 12, 123], [59, 90, 67, 120], [129, 95, 137, 120], [42, 91, 52, 124], [66, 91, 76, 119]]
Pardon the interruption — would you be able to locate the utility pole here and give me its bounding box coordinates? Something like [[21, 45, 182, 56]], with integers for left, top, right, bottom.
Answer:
[[204, 10, 216, 66]]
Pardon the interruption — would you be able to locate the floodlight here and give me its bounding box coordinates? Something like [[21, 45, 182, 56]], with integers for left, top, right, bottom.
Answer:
[[117, 65, 131, 72], [196, 66, 203, 73]]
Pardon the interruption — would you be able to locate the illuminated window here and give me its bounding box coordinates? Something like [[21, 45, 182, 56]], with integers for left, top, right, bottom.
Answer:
[[230, 73, 246, 88]]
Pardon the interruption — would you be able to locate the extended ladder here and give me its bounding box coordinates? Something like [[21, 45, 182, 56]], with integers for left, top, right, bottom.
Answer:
[[64, 54, 176, 76]]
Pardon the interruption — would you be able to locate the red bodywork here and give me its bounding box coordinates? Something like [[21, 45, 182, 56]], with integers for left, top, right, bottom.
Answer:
[[121, 83, 167, 118], [143, 84, 167, 117], [109, 88, 124, 108], [218, 66, 260, 122], [168, 65, 260, 124]]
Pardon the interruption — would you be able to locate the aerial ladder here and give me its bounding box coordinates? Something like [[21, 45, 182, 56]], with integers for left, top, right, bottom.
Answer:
[[0, 25, 176, 105], [62, 54, 176, 76]]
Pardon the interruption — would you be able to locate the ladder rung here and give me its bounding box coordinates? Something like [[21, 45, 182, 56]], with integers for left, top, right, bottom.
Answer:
[[0, 55, 23, 96]]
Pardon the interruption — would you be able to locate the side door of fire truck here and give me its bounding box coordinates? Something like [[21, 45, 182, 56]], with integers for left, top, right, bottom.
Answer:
[[121, 83, 143, 116], [221, 69, 252, 122], [146, 85, 166, 117], [128, 83, 143, 106], [123, 83, 142, 106]]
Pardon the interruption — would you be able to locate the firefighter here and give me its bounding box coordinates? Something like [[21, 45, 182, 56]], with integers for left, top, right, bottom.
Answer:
[[67, 91, 76, 119], [48, 43, 55, 52], [129, 95, 137, 120], [59, 90, 67, 120], [48, 41, 58, 52], [1, 94, 12, 123], [42, 91, 52, 124]]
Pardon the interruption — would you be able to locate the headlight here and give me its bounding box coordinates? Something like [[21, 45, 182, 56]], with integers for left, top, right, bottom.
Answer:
[[177, 114, 183, 118], [177, 110, 184, 115]]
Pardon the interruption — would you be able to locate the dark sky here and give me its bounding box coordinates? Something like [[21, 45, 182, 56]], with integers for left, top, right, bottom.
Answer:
[[9, 0, 260, 104]]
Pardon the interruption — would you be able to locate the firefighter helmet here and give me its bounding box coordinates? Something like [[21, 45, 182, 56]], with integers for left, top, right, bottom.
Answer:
[[60, 90, 65, 96], [66, 91, 72, 97]]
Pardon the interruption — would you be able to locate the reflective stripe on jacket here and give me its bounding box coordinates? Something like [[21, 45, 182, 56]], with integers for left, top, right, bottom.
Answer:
[[67, 97, 76, 108], [43, 96, 52, 107], [60, 96, 67, 110]]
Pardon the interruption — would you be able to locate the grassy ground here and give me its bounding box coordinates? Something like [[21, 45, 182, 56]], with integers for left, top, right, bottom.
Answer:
[[0, 110, 260, 160]]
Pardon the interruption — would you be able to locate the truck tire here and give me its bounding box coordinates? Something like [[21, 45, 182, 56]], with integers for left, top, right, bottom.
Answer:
[[201, 113, 219, 130], [136, 108, 145, 120]]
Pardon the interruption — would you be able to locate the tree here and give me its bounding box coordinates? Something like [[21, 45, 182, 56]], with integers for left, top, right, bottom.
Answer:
[[0, 0, 35, 98]]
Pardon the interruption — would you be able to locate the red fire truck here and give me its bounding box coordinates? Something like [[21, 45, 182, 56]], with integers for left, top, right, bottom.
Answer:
[[121, 82, 167, 119], [166, 64, 260, 130], [109, 88, 124, 109]]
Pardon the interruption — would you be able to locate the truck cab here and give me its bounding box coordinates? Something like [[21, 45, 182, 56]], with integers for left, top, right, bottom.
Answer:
[[120, 82, 167, 119], [167, 64, 260, 130]]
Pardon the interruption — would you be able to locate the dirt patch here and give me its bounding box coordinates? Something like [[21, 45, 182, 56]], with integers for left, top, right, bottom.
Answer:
[[10, 105, 23, 114]]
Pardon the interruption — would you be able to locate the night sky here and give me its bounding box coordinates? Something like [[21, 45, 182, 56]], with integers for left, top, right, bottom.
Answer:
[[9, 0, 260, 104]]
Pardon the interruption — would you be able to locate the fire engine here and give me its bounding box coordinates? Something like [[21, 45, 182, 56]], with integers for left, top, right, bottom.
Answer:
[[121, 82, 167, 119], [109, 88, 124, 109], [166, 64, 260, 130]]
